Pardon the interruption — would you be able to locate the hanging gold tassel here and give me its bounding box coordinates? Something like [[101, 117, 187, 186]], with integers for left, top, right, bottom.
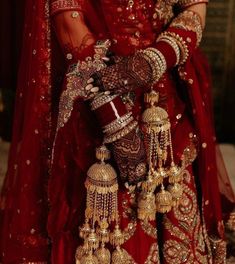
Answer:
[[167, 183, 183, 206], [138, 90, 183, 217], [76, 145, 118, 264], [155, 184, 172, 213]]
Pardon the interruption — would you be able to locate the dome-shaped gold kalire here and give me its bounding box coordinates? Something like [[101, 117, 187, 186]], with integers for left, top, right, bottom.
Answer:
[[87, 162, 117, 187], [76, 145, 121, 264], [142, 105, 169, 124], [142, 91, 170, 134], [85, 146, 118, 222]]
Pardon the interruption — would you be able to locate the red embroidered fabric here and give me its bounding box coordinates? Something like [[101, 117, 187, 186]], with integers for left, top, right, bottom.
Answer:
[[0, 0, 234, 263]]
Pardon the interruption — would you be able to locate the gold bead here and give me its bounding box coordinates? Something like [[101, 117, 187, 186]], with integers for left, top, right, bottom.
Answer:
[[95, 246, 111, 264], [138, 192, 156, 221], [71, 11, 80, 18], [202, 142, 207, 149], [110, 225, 125, 247], [156, 186, 172, 213], [80, 252, 99, 264], [167, 183, 183, 200], [96, 145, 110, 161]]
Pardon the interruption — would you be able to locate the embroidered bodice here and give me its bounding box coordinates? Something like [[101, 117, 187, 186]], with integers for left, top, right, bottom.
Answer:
[[101, 0, 177, 55]]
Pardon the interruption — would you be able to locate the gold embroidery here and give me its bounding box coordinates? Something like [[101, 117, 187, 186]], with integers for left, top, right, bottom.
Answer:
[[181, 134, 198, 167], [163, 216, 189, 241], [163, 239, 193, 264], [178, 0, 209, 9], [173, 181, 197, 225], [163, 173, 212, 263], [123, 221, 137, 242], [144, 243, 160, 264], [227, 211, 235, 231], [21, 262, 47, 264], [170, 10, 203, 47], [57, 58, 105, 131], [50, 0, 83, 16], [209, 237, 227, 264], [140, 221, 157, 239], [152, 1, 176, 26], [194, 220, 210, 263]]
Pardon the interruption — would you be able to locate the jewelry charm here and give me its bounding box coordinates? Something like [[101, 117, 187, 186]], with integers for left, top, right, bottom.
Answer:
[[138, 90, 184, 218], [75, 146, 127, 263]]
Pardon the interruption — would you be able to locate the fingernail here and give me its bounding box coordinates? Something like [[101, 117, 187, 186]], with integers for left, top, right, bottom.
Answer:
[[91, 87, 99, 93], [87, 78, 94, 84], [85, 84, 93, 91], [102, 57, 110, 61]]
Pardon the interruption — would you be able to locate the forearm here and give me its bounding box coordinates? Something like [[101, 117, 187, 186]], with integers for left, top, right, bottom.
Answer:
[[50, 0, 96, 62], [91, 3, 208, 94], [147, 3, 207, 81]]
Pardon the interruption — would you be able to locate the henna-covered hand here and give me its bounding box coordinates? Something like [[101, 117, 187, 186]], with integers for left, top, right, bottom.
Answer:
[[111, 127, 147, 185], [86, 52, 153, 95]]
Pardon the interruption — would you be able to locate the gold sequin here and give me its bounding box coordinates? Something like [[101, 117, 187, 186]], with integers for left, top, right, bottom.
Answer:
[[140, 221, 157, 239], [66, 53, 73, 60], [30, 228, 36, 234], [202, 143, 207, 149], [144, 243, 160, 264], [176, 113, 182, 120], [71, 11, 79, 18]]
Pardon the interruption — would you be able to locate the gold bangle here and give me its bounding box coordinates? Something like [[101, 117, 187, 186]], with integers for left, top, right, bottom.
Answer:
[[157, 36, 180, 65], [159, 32, 189, 64], [104, 120, 138, 143], [142, 48, 167, 83], [103, 113, 134, 135], [90, 94, 118, 111]]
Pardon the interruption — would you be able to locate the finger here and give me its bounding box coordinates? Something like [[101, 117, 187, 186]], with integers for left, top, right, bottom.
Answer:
[[85, 84, 93, 91], [91, 87, 99, 93], [88, 93, 95, 99], [87, 78, 94, 84], [102, 56, 110, 62]]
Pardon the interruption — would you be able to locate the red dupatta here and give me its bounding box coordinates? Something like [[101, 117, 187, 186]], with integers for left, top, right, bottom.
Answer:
[[0, 0, 52, 262]]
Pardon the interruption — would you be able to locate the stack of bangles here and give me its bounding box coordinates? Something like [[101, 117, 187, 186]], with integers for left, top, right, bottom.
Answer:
[[156, 35, 181, 66], [90, 94, 138, 144], [157, 31, 189, 65], [89, 7, 204, 143], [90, 34, 190, 142], [140, 48, 167, 84], [138, 31, 190, 85]]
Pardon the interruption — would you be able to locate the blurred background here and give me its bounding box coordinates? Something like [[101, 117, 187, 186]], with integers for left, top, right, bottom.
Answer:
[[0, 0, 235, 260]]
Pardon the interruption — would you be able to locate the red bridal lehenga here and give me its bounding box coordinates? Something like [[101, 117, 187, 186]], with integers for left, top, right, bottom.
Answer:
[[0, 0, 235, 263]]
